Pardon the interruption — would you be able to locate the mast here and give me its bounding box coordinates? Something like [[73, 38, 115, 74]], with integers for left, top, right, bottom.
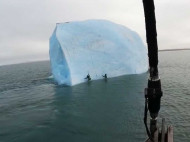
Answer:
[[142, 1, 173, 141], [142, 0, 162, 139]]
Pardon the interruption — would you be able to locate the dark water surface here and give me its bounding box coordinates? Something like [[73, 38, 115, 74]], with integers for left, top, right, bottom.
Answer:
[[0, 51, 190, 142]]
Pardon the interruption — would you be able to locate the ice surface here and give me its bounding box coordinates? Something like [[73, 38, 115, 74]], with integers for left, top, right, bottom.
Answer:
[[49, 20, 148, 86]]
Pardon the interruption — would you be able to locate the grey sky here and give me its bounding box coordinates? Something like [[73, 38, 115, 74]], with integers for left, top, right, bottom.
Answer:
[[0, 0, 190, 65]]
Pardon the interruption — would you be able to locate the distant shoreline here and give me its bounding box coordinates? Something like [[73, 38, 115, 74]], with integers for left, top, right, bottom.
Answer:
[[159, 48, 190, 52], [0, 60, 49, 67], [1, 48, 190, 67]]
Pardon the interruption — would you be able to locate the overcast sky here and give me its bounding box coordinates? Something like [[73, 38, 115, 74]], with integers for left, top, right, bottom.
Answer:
[[0, 0, 190, 65]]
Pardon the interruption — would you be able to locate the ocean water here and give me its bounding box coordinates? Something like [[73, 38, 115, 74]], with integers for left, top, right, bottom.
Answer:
[[0, 50, 190, 142]]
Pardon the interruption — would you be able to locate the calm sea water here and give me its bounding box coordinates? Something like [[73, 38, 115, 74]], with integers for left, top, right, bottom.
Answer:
[[0, 51, 190, 142]]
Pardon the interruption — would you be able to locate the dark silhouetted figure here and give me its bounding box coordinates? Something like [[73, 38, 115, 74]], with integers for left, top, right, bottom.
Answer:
[[85, 74, 91, 81], [102, 74, 107, 79]]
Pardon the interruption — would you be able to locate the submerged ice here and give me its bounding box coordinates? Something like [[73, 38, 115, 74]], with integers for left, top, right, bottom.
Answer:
[[49, 20, 148, 86]]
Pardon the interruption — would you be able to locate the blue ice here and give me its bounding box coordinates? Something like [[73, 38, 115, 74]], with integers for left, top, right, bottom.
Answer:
[[49, 20, 148, 86]]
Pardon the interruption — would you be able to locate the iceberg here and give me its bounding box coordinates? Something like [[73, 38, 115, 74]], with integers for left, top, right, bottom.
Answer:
[[49, 20, 148, 86]]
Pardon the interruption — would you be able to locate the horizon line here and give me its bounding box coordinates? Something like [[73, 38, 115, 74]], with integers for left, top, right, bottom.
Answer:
[[1, 48, 190, 67], [159, 48, 190, 52]]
